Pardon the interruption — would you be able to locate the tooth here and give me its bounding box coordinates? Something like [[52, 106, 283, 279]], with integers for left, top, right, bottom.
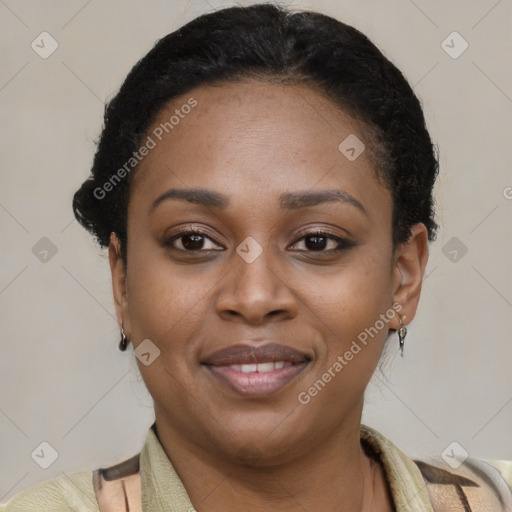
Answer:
[[230, 365, 242, 372], [274, 361, 285, 369], [257, 362, 275, 373], [240, 364, 257, 373]]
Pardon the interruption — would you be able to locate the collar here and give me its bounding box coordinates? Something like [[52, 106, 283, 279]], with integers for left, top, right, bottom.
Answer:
[[139, 422, 435, 511], [360, 424, 434, 511]]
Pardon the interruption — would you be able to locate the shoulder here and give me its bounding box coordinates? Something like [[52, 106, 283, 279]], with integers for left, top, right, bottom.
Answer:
[[413, 456, 512, 511], [485, 460, 512, 491], [0, 470, 98, 512], [360, 425, 512, 511], [0, 452, 141, 512]]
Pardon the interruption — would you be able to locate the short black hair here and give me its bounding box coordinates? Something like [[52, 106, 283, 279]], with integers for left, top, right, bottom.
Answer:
[[73, 3, 439, 263]]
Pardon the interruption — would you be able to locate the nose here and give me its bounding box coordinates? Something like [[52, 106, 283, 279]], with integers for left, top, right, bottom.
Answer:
[[215, 250, 298, 326]]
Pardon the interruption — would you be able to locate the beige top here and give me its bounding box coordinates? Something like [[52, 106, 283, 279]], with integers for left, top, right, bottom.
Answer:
[[1, 423, 511, 511]]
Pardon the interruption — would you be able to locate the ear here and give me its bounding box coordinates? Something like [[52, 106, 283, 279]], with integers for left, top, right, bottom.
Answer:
[[390, 223, 429, 329], [108, 232, 130, 333]]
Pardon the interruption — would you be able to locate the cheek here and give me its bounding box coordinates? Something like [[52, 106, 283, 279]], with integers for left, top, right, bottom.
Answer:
[[295, 260, 393, 416], [306, 249, 394, 383], [125, 248, 208, 350], [303, 248, 393, 330], [125, 260, 207, 403]]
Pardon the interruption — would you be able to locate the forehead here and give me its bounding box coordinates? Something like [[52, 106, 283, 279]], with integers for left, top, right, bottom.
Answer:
[[130, 80, 390, 218]]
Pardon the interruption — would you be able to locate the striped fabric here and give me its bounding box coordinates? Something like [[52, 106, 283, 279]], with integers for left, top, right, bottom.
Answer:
[[2, 423, 511, 511]]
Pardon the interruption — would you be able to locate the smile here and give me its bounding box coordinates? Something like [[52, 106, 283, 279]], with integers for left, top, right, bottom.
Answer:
[[201, 343, 311, 397], [228, 361, 292, 373]]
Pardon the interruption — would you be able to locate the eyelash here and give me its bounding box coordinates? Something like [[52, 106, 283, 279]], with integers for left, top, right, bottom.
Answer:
[[163, 227, 355, 254]]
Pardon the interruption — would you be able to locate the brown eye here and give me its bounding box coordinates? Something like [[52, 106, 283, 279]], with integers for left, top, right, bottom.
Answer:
[[165, 230, 224, 252], [181, 234, 206, 250], [304, 235, 328, 251], [289, 231, 355, 253]]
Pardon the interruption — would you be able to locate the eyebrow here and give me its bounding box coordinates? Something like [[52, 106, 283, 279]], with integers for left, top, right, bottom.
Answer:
[[150, 187, 367, 215], [279, 189, 367, 215], [150, 188, 229, 213]]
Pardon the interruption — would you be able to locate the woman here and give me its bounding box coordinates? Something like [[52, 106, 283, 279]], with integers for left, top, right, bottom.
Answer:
[[2, 4, 510, 511]]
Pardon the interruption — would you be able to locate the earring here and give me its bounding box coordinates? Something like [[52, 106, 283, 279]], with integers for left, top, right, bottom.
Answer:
[[398, 315, 407, 358], [119, 321, 129, 351]]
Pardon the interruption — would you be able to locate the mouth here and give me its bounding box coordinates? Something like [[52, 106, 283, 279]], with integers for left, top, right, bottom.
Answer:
[[201, 343, 312, 398]]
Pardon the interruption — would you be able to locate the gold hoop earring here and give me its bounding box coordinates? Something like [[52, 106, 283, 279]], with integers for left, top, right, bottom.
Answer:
[[398, 315, 407, 358], [119, 321, 129, 351]]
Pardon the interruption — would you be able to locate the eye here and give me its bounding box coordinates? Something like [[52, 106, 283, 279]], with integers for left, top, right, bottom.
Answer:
[[163, 228, 353, 254], [164, 229, 224, 252], [289, 230, 354, 253]]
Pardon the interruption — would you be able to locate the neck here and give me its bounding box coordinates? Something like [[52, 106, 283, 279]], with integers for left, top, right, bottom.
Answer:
[[153, 409, 384, 512]]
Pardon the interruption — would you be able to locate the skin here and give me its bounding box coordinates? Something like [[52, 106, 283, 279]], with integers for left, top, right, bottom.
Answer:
[[109, 80, 428, 511]]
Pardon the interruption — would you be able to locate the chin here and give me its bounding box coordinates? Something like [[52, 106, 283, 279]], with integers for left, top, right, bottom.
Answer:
[[205, 418, 314, 468]]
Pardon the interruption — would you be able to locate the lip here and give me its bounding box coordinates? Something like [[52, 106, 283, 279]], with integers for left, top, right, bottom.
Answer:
[[202, 343, 310, 366], [202, 343, 311, 397]]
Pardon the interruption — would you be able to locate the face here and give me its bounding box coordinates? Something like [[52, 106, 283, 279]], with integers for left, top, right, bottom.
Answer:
[[110, 80, 428, 466]]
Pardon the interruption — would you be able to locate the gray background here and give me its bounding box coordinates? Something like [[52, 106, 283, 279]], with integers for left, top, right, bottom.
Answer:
[[1, 0, 511, 502]]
